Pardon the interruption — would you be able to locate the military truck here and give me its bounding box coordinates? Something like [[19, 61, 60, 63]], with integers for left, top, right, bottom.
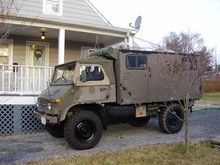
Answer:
[[34, 47, 202, 150]]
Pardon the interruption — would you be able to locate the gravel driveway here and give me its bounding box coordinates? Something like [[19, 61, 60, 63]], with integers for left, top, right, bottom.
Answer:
[[0, 108, 220, 164]]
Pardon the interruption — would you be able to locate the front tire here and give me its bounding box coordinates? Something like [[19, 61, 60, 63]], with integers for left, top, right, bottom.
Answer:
[[159, 104, 184, 134], [64, 111, 102, 150]]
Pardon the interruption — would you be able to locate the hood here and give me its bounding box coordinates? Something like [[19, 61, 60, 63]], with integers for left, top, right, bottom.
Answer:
[[38, 85, 72, 101]]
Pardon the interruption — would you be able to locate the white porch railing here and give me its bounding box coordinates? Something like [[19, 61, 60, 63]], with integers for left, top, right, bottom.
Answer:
[[0, 64, 54, 95]]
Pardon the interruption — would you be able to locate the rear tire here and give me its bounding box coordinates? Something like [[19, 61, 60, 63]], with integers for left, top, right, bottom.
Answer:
[[130, 116, 150, 127], [46, 123, 64, 138], [159, 104, 184, 134], [64, 111, 102, 150]]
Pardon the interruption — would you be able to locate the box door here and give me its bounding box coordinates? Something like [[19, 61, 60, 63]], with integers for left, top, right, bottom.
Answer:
[[120, 53, 148, 104], [147, 55, 159, 102]]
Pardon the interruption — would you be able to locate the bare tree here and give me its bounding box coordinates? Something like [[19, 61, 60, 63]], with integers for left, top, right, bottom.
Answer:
[[0, 0, 24, 43], [161, 32, 213, 72], [157, 33, 212, 152], [155, 52, 203, 153], [1, 0, 14, 42]]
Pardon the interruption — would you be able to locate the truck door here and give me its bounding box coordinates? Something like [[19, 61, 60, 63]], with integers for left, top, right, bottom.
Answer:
[[77, 64, 112, 103]]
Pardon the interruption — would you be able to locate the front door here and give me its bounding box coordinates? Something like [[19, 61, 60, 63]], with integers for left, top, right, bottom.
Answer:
[[26, 41, 49, 67], [26, 41, 49, 92]]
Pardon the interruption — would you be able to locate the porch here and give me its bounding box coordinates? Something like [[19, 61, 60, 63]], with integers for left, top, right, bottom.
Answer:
[[0, 19, 131, 96], [0, 64, 54, 96], [0, 64, 53, 136], [0, 0, 134, 136]]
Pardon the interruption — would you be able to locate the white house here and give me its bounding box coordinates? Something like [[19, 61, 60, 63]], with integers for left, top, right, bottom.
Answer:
[[0, 0, 133, 135]]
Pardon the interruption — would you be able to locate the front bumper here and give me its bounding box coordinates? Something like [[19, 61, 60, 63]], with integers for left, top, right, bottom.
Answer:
[[33, 110, 58, 124]]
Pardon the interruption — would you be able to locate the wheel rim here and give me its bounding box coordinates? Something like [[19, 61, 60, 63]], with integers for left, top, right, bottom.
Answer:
[[167, 109, 181, 127], [75, 120, 96, 142]]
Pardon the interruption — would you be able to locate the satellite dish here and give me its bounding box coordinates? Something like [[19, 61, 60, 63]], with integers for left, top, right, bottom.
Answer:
[[135, 16, 142, 30], [129, 16, 142, 32]]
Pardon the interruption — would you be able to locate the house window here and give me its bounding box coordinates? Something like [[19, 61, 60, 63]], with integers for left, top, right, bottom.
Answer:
[[0, 40, 13, 65], [42, 0, 63, 16], [126, 54, 147, 69]]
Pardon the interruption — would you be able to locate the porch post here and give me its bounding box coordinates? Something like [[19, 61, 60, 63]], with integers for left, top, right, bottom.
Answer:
[[58, 28, 65, 64]]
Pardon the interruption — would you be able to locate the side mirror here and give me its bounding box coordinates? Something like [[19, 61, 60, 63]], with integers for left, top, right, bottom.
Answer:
[[80, 70, 87, 82]]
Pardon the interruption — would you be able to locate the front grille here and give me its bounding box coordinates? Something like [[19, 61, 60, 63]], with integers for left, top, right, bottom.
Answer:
[[37, 98, 49, 113], [38, 98, 49, 105], [37, 98, 56, 116]]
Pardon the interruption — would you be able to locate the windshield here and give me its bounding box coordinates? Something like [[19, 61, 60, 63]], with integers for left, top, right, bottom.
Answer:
[[51, 63, 76, 85]]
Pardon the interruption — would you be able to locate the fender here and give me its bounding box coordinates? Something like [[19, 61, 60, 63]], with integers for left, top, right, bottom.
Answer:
[[59, 102, 105, 122], [59, 103, 80, 122]]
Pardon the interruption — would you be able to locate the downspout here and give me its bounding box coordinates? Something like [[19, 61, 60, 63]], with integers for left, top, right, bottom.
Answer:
[[125, 32, 134, 49]]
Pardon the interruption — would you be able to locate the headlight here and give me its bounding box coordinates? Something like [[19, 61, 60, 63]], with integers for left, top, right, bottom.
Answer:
[[47, 103, 52, 111]]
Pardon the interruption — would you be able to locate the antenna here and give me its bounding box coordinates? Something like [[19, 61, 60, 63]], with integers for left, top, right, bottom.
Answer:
[[94, 35, 100, 49], [129, 16, 142, 32]]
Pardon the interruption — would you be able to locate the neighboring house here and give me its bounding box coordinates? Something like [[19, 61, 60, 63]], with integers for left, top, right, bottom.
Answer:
[[132, 37, 160, 51], [113, 37, 174, 52], [0, 0, 133, 135], [112, 37, 159, 50]]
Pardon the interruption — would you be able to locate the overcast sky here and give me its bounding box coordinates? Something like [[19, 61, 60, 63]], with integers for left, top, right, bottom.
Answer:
[[90, 0, 220, 63]]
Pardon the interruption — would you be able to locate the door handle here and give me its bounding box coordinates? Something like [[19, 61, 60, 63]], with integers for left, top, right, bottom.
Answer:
[[100, 87, 107, 92]]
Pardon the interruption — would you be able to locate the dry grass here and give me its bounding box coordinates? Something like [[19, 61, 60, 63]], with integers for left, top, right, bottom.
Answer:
[[28, 142, 220, 165]]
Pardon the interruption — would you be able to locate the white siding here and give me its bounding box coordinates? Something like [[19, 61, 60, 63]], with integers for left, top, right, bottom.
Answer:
[[8, 0, 110, 27], [9, 35, 93, 67]]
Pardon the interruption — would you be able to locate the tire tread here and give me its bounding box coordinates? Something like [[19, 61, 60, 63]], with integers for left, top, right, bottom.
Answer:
[[64, 111, 102, 150]]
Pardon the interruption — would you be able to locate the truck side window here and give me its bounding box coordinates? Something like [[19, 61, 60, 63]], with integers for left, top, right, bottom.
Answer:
[[81, 66, 104, 81], [126, 54, 147, 69]]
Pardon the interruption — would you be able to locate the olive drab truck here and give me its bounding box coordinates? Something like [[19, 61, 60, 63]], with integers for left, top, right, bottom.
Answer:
[[34, 47, 202, 150]]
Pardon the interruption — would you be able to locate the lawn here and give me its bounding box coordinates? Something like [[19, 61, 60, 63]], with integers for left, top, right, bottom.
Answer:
[[200, 92, 220, 104], [28, 142, 220, 165], [202, 92, 220, 100]]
